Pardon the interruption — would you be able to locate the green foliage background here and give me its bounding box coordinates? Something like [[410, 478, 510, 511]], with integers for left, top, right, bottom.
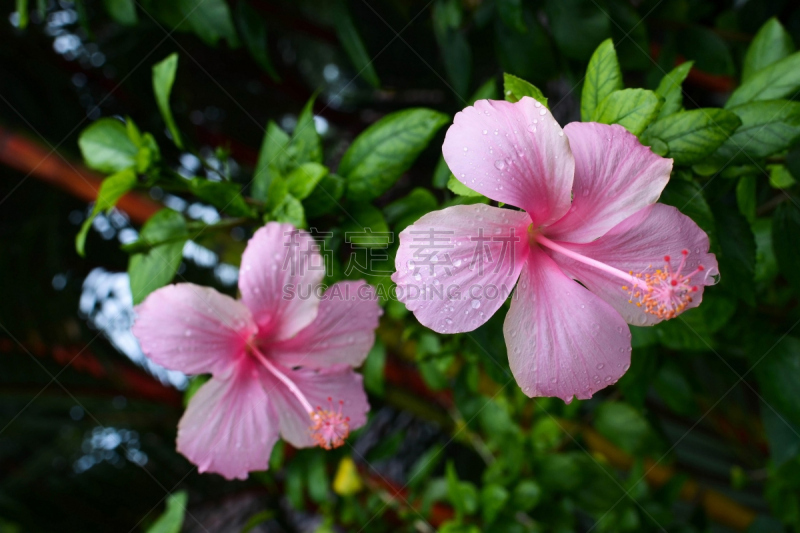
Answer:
[[2, 0, 800, 532]]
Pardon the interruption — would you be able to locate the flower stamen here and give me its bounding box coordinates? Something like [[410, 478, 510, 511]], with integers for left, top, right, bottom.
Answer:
[[623, 249, 704, 319], [311, 397, 350, 450]]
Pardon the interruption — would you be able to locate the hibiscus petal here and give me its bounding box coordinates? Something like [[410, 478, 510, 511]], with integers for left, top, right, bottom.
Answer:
[[391, 204, 531, 334], [264, 364, 370, 448], [177, 360, 279, 480], [505, 247, 632, 403], [545, 123, 673, 243], [271, 281, 382, 369], [132, 283, 256, 376], [547, 203, 719, 327], [239, 222, 326, 341], [442, 98, 574, 225]]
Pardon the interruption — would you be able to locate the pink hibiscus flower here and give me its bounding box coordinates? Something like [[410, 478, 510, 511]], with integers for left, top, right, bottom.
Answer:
[[132, 223, 381, 480], [391, 97, 719, 403]]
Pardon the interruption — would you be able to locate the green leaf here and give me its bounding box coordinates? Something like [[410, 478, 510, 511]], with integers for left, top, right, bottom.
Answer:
[[773, 201, 800, 298], [285, 162, 328, 200], [581, 38, 622, 121], [762, 400, 800, 466], [289, 95, 322, 165], [654, 61, 693, 119], [16, 0, 28, 29], [503, 73, 547, 107], [103, 0, 137, 25], [128, 209, 188, 304], [677, 26, 733, 76], [713, 204, 756, 305], [713, 100, 800, 164], [340, 108, 449, 202], [433, 154, 452, 189], [152, 53, 183, 149], [546, 0, 610, 61], [769, 164, 796, 189], [332, 0, 379, 87], [432, 0, 471, 97], [640, 109, 742, 165], [271, 194, 306, 229], [511, 480, 542, 511], [303, 172, 345, 218], [362, 340, 386, 395], [178, 0, 239, 47], [252, 121, 290, 202], [447, 175, 483, 198], [76, 168, 138, 256], [617, 346, 658, 409], [736, 175, 757, 224], [188, 178, 254, 217], [754, 336, 800, 429], [496, 0, 526, 32], [495, 13, 557, 84], [593, 88, 662, 136], [742, 18, 795, 83], [306, 453, 329, 504], [653, 362, 696, 416], [726, 51, 800, 108], [145, 491, 188, 533], [383, 187, 438, 233], [481, 484, 509, 524], [594, 402, 658, 455], [78, 118, 139, 173], [236, 1, 279, 80], [341, 204, 389, 248], [445, 461, 477, 518], [753, 217, 779, 284]]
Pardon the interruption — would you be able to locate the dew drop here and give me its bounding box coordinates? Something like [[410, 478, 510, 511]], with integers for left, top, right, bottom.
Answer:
[[471, 299, 481, 309], [538, 109, 547, 116], [596, 363, 604, 370], [494, 160, 506, 170], [482, 129, 488, 135]]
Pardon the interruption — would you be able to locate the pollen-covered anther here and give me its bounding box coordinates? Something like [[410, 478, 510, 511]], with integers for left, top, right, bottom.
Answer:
[[310, 397, 350, 450], [623, 250, 705, 320]]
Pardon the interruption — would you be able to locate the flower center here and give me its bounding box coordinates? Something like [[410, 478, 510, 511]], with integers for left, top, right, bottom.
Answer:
[[622, 250, 704, 319], [533, 235, 703, 320], [249, 345, 350, 449], [311, 398, 350, 450]]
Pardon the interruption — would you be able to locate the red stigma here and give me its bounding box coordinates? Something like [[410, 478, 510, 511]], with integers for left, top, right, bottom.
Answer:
[[664, 255, 671, 262], [681, 249, 688, 255]]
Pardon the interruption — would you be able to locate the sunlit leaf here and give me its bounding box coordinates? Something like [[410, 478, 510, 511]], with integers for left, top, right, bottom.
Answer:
[[152, 53, 183, 149], [581, 38, 622, 121]]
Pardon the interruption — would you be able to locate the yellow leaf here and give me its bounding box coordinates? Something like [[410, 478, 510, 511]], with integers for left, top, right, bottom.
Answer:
[[332, 457, 363, 496]]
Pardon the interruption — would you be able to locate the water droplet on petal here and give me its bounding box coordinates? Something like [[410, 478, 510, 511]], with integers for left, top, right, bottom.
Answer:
[[471, 299, 481, 309], [539, 108, 547, 116], [494, 160, 506, 170]]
